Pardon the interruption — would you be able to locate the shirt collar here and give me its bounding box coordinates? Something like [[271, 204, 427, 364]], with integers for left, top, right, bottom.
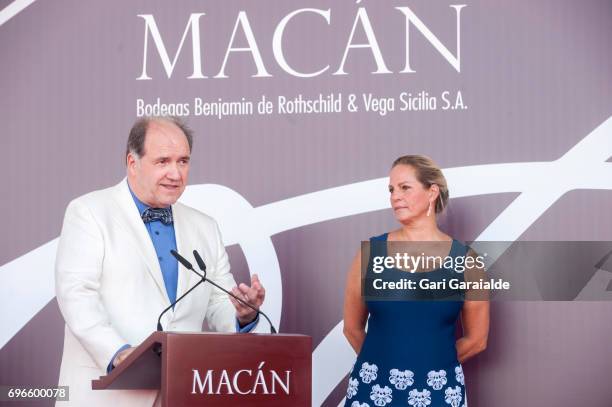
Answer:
[[127, 181, 149, 216]]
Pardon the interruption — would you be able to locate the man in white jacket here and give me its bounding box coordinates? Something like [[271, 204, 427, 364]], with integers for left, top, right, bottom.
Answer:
[[55, 117, 266, 406]]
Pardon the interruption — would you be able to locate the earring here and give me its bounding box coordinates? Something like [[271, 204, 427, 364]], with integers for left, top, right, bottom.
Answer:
[[427, 201, 432, 217]]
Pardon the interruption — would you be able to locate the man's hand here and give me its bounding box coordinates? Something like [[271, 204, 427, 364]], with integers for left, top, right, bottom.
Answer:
[[112, 346, 136, 368], [230, 274, 266, 326]]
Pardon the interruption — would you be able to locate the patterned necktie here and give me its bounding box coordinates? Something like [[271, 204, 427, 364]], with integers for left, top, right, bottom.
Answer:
[[141, 207, 173, 225]]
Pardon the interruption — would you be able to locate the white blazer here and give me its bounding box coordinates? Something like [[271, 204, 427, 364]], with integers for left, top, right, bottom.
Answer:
[[55, 180, 264, 406]]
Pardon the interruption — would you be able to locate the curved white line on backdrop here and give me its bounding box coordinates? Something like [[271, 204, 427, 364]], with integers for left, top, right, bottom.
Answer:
[[0, 116, 610, 406], [0, 0, 37, 26], [0, 240, 58, 343]]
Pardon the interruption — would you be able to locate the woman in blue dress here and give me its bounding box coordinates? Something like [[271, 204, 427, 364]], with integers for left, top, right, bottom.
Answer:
[[343, 155, 489, 407]]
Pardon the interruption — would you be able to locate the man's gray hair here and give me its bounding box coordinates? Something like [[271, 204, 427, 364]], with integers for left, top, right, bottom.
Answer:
[[126, 116, 193, 160]]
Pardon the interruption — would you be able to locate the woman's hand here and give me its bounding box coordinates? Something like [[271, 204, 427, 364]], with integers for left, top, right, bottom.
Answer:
[[456, 300, 489, 363]]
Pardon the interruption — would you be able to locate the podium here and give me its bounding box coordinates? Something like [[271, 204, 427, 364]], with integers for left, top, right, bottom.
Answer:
[[92, 331, 312, 406]]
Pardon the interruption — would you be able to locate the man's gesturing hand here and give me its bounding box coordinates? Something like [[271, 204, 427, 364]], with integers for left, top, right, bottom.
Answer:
[[230, 274, 266, 327]]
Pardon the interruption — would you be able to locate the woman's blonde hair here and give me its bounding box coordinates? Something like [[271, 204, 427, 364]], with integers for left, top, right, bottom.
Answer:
[[392, 155, 449, 214]]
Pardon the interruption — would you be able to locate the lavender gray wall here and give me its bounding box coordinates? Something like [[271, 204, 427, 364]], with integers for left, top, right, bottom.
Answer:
[[1, 1, 611, 406]]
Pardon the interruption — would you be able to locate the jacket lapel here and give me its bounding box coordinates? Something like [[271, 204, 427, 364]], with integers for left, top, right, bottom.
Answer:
[[109, 180, 170, 305], [172, 202, 194, 308]]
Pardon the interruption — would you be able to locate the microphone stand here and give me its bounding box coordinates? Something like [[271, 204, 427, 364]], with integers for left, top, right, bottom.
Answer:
[[190, 264, 277, 334], [156, 270, 207, 331], [169, 249, 277, 334]]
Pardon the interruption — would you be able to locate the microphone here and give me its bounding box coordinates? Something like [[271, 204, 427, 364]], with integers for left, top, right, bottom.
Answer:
[[155, 250, 208, 331], [192, 250, 207, 274], [172, 250, 194, 273], [169, 249, 277, 333]]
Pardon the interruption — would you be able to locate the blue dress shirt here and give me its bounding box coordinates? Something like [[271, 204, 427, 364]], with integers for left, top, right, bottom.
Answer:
[[129, 187, 179, 304]]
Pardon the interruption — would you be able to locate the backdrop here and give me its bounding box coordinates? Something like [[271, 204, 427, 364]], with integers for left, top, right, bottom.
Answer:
[[1, 1, 611, 406]]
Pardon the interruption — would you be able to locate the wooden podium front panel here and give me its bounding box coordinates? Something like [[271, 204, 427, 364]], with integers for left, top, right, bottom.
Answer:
[[163, 332, 311, 407]]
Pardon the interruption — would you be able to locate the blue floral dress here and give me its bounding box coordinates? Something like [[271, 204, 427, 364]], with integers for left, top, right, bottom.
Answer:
[[344, 233, 468, 407]]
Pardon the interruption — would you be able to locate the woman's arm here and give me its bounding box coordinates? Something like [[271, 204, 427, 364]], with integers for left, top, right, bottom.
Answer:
[[343, 250, 369, 354], [456, 248, 490, 363], [456, 299, 490, 363]]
